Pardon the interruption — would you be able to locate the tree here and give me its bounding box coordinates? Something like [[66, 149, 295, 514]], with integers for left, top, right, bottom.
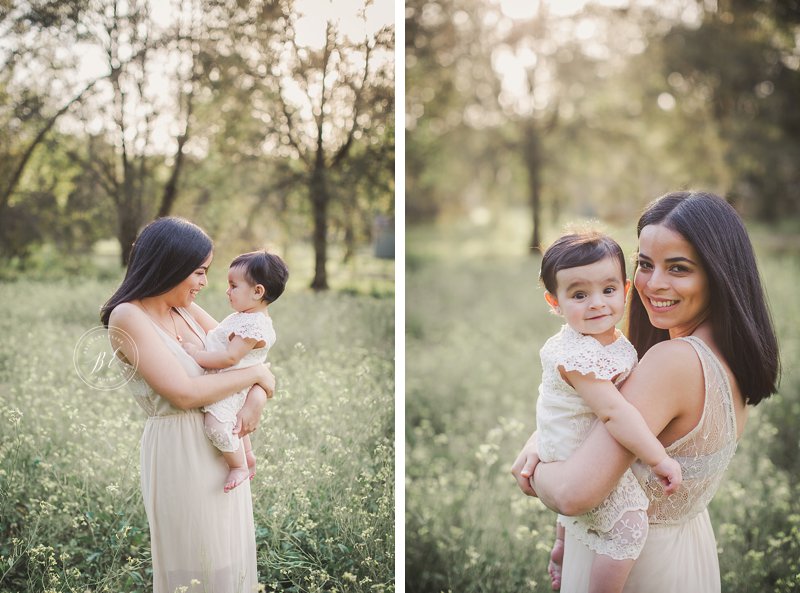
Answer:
[[233, 1, 394, 290], [65, 0, 208, 263]]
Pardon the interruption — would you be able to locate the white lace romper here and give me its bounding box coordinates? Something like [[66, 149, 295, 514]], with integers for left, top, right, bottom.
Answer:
[[536, 324, 649, 560], [202, 311, 276, 452]]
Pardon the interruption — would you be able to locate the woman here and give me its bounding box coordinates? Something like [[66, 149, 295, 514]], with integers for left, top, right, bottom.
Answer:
[[511, 191, 779, 592], [101, 217, 274, 593]]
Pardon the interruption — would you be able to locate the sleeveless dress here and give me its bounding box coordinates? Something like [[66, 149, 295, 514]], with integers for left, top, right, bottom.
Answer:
[[559, 336, 739, 593], [126, 307, 259, 593], [202, 312, 275, 452], [536, 325, 649, 560]]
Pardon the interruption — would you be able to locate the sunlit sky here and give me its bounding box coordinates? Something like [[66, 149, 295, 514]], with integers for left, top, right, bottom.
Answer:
[[59, 0, 393, 154], [498, 0, 629, 19], [490, 0, 697, 117]]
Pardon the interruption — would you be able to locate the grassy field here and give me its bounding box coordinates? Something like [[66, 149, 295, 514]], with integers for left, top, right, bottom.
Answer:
[[406, 215, 800, 593], [0, 264, 394, 592]]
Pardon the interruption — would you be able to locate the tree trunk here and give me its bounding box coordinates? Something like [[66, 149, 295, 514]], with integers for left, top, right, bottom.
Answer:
[[524, 122, 543, 253], [117, 207, 140, 266], [342, 196, 355, 263], [158, 89, 193, 217], [310, 169, 330, 290]]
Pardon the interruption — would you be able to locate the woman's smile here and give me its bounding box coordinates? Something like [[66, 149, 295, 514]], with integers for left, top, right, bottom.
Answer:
[[645, 297, 679, 310]]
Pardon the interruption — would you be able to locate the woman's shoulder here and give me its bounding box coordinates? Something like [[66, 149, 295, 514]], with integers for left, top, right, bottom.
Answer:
[[637, 338, 702, 379], [108, 301, 144, 325]]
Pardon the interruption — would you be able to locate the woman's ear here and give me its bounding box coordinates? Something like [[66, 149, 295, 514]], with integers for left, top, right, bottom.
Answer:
[[544, 292, 561, 314]]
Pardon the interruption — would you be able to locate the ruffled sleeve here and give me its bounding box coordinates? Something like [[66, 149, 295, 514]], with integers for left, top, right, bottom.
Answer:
[[547, 325, 636, 382], [226, 312, 275, 349]]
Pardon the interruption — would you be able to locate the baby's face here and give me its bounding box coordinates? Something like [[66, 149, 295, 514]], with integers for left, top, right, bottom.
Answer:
[[550, 256, 628, 341], [226, 266, 258, 312]]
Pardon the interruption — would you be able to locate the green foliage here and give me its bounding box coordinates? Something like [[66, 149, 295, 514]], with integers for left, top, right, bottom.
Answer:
[[406, 220, 800, 593], [0, 278, 394, 592], [406, 0, 800, 228]]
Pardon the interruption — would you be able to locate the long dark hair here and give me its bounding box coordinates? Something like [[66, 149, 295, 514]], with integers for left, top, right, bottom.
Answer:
[[627, 191, 779, 405], [100, 217, 213, 326]]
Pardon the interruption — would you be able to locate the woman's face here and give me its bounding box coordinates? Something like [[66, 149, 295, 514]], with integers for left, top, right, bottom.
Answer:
[[634, 224, 710, 337], [168, 252, 212, 307]]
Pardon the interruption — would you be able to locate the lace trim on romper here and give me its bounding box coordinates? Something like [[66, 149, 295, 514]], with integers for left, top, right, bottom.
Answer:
[[536, 325, 649, 560], [201, 312, 275, 452]]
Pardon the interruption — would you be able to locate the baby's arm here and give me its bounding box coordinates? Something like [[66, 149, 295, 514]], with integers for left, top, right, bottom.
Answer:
[[184, 335, 260, 369], [564, 368, 682, 494]]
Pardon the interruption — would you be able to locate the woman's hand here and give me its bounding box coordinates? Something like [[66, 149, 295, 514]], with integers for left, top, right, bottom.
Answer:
[[235, 385, 268, 438], [511, 431, 540, 497]]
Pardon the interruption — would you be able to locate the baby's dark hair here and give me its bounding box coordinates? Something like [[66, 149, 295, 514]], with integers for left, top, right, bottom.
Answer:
[[539, 231, 626, 294], [230, 250, 289, 303]]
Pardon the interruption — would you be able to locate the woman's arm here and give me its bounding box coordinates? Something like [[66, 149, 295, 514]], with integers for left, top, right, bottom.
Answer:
[[110, 303, 274, 409], [566, 371, 682, 493], [530, 339, 701, 515]]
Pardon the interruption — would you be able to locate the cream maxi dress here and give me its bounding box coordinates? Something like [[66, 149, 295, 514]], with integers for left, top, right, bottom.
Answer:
[[559, 336, 739, 593], [127, 307, 259, 593]]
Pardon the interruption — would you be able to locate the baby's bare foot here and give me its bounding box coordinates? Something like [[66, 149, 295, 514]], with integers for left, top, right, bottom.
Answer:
[[549, 538, 564, 590], [224, 467, 250, 493], [245, 449, 257, 480]]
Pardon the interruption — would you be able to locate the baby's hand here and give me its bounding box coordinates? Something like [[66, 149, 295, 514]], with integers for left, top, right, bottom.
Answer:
[[182, 342, 200, 357], [652, 456, 682, 495]]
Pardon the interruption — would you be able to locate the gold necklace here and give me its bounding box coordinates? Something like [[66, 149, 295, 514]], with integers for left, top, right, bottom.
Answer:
[[141, 303, 183, 343]]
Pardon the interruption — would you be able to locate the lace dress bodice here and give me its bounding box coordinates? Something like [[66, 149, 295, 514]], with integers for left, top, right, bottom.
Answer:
[[205, 311, 275, 370], [631, 336, 738, 525], [536, 325, 647, 560], [536, 325, 639, 463], [202, 312, 275, 426]]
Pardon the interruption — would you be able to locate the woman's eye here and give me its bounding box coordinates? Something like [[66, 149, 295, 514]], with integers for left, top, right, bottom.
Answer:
[[670, 265, 689, 273], [637, 261, 653, 270]]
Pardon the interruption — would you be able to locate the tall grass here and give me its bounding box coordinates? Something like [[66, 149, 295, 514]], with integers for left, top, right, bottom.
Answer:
[[0, 272, 394, 593], [406, 217, 800, 593]]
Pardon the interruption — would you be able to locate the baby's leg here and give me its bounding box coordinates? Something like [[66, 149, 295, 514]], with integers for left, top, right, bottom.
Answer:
[[243, 434, 256, 478], [588, 555, 635, 593], [587, 508, 647, 593], [203, 412, 248, 492], [221, 443, 250, 493], [549, 522, 565, 590]]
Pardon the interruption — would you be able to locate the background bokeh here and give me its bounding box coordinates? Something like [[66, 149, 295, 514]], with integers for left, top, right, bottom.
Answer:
[[405, 1, 800, 591]]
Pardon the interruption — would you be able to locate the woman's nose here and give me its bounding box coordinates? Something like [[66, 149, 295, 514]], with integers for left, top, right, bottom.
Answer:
[[647, 268, 669, 290]]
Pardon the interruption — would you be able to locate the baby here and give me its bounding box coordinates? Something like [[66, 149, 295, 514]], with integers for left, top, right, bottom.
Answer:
[[183, 250, 289, 492], [535, 232, 681, 593]]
